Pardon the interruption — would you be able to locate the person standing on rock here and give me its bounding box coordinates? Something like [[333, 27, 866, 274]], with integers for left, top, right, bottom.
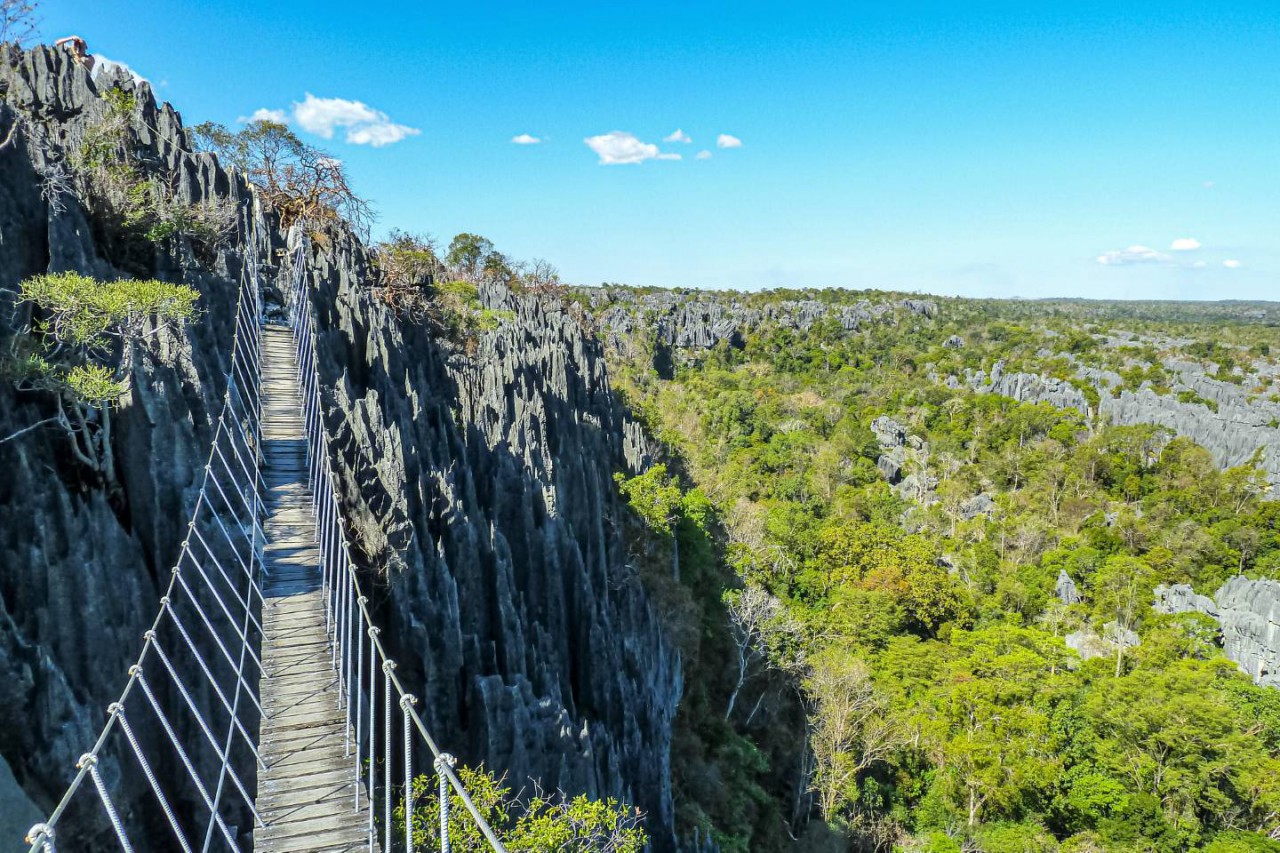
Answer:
[[53, 36, 95, 73]]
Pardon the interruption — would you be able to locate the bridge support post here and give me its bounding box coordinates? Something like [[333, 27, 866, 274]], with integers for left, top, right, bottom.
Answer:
[[436, 753, 457, 853]]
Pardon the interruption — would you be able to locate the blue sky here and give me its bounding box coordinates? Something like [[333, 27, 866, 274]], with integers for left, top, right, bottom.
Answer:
[[40, 1, 1280, 299]]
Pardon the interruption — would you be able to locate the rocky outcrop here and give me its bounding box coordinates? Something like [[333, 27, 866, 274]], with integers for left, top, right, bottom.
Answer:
[[1065, 623, 1139, 662], [1103, 389, 1280, 488], [590, 288, 937, 356], [301, 248, 681, 844], [968, 360, 1091, 412], [1156, 578, 1280, 688], [959, 493, 995, 520], [1153, 584, 1219, 618], [1055, 570, 1081, 605], [871, 415, 908, 483], [968, 359, 1280, 488]]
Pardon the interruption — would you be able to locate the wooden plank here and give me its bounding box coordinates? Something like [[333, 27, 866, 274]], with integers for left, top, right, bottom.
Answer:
[[254, 325, 377, 853]]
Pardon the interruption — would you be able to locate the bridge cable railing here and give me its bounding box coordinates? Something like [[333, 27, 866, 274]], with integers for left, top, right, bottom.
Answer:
[[26, 218, 269, 853], [284, 237, 508, 853]]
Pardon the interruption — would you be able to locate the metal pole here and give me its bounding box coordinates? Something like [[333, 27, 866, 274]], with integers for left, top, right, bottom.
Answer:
[[403, 695, 416, 853], [436, 753, 456, 853], [384, 661, 395, 853], [368, 628, 379, 851]]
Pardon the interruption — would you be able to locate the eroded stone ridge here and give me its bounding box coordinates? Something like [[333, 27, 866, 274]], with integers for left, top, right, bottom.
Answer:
[[1155, 578, 1280, 688], [968, 358, 1280, 488]]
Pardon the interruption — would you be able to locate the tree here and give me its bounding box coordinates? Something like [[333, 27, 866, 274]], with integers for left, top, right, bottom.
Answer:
[[191, 119, 373, 234], [723, 583, 782, 721], [446, 233, 496, 280], [523, 258, 562, 292], [0, 0, 38, 46], [2, 272, 199, 490], [1091, 555, 1155, 677], [615, 465, 685, 580], [916, 626, 1067, 829], [813, 522, 964, 632], [804, 648, 902, 822]]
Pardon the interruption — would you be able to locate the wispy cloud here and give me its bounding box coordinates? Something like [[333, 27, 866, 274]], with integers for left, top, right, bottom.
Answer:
[[92, 54, 148, 85], [696, 150, 712, 160], [512, 133, 542, 145], [1096, 245, 1170, 266], [664, 128, 692, 143], [716, 133, 743, 149], [292, 93, 420, 147], [1170, 237, 1201, 251], [583, 131, 680, 165], [1223, 259, 1243, 269], [239, 108, 288, 124]]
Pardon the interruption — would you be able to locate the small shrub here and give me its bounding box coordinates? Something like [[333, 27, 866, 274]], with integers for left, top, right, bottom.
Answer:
[[371, 231, 440, 322], [1176, 389, 1219, 413], [395, 764, 647, 852]]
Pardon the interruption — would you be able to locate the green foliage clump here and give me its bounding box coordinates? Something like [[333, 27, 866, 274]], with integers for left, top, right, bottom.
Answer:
[[69, 86, 234, 272], [19, 272, 198, 349], [3, 272, 199, 485], [1178, 389, 1220, 413], [615, 465, 685, 535], [396, 764, 646, 852], [431, 279, 510, 343]]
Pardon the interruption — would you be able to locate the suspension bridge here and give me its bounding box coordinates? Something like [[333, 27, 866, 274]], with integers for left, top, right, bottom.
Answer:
[[23, 234, 506, 853]]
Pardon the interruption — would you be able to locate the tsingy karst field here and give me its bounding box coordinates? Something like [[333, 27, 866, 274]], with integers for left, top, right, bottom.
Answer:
[[1, 33, 1279, 853]]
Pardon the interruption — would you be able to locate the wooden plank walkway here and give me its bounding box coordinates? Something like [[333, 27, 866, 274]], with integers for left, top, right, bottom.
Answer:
[[254, 325, 375, 853]]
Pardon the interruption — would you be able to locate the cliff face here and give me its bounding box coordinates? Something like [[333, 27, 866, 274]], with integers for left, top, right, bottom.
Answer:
[[0, 45, 257, 843], [299, 244, 682, 845]]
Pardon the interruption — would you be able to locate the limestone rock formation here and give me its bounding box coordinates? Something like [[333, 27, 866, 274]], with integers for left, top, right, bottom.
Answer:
[[1065, 623, 1139, 662], [1055, 570, 1081, 605], [968, 358, 1280, 488], [1156, 578, 1280, 688], [591, 288, 937, 359], [298, 240, 682, 843], [959, 493, 995, 520]]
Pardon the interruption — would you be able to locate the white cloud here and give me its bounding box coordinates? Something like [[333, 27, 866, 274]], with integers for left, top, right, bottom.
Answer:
[[1170, 237, 1201, 251], [239, 108, 288, 124], [292, 93, 420, 147], [511, 133, 542, 145], [696, 150, 712, 160], [716, 133, 743, 149], [583, 131, 680, 165], [91, 54, 147, 85], [1223, 259, 1243, 269], [1096, 245, 1170, 266], [664, 128, 692, 143]]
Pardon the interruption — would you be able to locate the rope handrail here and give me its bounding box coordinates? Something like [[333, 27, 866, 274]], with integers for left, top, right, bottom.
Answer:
[[284, 238, 509, 852], [26, 216, 267, 853]]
